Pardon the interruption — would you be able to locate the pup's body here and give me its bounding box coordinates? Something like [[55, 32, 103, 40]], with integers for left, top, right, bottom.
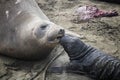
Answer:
[[60, 35, 120, 80]]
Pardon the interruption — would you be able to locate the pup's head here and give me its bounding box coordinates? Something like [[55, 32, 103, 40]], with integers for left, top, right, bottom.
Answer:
[[60, 35, 85, 59]]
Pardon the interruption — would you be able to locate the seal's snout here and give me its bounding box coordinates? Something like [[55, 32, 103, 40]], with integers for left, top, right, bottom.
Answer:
[[47, 28, 65, 43], [59, 29, 65, 34], [57, 29, 65, 39]]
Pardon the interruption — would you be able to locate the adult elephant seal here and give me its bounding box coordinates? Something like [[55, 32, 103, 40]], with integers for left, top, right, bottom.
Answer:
[[60, 35, 120, 80], [0, 0, 65, 60]]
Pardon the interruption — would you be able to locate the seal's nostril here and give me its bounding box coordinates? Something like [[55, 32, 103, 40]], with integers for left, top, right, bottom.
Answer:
[[59, 29, 65, 34]]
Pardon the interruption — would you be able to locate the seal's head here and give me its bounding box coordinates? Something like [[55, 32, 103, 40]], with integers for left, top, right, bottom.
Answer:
[[17, 17, 65, 60], [60, 35, 85, 59], [32, 20, 65, 48], [60, 35, 80, 53]]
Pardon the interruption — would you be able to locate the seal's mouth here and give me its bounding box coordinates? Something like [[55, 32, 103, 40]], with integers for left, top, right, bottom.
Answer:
[[48, 29, 65, 43], [57, 34, 64, 39]]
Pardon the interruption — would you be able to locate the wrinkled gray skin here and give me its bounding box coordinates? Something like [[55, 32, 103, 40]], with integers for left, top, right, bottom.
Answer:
[[0, 0, 65, 60], [60, 35, 120, 80]]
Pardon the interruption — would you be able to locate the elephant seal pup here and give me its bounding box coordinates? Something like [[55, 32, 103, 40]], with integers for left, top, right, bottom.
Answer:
[[60, 35, 120, 80], [0, 0, 65, 60]]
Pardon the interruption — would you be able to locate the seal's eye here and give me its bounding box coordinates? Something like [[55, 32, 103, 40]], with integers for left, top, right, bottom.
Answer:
[[40, 24, 48, 30]]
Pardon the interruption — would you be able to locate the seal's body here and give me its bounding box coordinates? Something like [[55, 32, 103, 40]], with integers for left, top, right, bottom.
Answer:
[[60, 35, 120, 80], [0, 0, 65, 60]]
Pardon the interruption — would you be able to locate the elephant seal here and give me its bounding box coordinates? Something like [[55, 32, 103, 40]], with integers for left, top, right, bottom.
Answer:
[[60, 35, 120, 80], [0, 0, 65, 60]]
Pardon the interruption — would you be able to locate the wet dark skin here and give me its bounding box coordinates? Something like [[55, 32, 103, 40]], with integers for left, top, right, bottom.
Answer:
[[60, 35, 120, 80]]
